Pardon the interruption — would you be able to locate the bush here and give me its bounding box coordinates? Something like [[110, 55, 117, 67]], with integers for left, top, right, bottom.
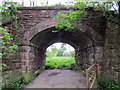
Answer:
[[2, 70, 36, 90], [45, 57, 76, 70], [70, 51, 75, 58], [2, 70, 23, 90], [22, 71, 34, 84], [98, 80, 120, 89]]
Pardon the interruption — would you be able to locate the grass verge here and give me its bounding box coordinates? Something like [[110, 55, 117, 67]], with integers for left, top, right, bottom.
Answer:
[[45, 57, 76, 70]]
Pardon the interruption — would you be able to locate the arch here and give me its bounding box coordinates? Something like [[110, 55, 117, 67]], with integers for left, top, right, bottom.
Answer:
[[28, 19, 102, 42], [22, 18, 104, 72], [45, 42, 76, 69], [30, 26, 93, 49]]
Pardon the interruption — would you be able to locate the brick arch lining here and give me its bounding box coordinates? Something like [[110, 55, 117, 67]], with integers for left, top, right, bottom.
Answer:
[[19, 9, 104, 72], [26, 19, 102, 71], [29, 19, 102, 42], [18, 6, 119, 83], [20, 19, 103, 72]]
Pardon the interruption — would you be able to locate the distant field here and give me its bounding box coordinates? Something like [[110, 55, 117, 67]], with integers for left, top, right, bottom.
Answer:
[[45, 57, 76, 70]]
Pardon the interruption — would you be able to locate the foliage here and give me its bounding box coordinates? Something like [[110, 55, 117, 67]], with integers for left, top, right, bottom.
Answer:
[[1, 70, 35, 89], [55, 2, 118, 32], [98, 80, 120, 89], [46, 45, 58, 58], [70, 51, 75, 58], [46, 50, 52, 58], [45, 57, 76, 70], [2, 70, 23, 89], [0, 1, 21, 60], [62, 50, 75, 57], [54, 3, 65, 6], [22, 71, 34, 84], [0, 1, 21, 23], [54, 2, 87, 31], [46, 43, 75, 58], [93, 2, 117, 19], [0, 27, 18, 60], [0, 63, 7, 71], [57, 44, 66, 57]]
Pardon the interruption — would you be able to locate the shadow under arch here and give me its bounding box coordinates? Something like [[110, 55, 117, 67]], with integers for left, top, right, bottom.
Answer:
[[29, 25, 98, 71], [24, 17, 104, 72], [29, 19, 102, 42]]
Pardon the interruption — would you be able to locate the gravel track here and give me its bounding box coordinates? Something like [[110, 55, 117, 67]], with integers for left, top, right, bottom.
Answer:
[[25, 69, 87, 88]]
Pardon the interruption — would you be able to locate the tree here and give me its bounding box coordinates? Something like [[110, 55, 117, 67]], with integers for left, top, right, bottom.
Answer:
[[40, 0, 48, 6], [55, 1, 119, 32], [70, 51, 75, 58], [57, 44, 66, 57], [51, 45, 58, 57], [46, 45, 58, 58]]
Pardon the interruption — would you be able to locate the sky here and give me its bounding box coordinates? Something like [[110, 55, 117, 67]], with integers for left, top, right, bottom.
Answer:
[[47, 43, 75, 51], [0, 0, 119, 7], [0, 0, 119, 11], [0, 0, 74, 6]]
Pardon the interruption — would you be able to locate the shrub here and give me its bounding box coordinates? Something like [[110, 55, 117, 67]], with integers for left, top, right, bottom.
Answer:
[[2, 70, 23, 90], [22, 71, 34, 84], [98, 80, 120, 89], [45, 57, 76, 70]]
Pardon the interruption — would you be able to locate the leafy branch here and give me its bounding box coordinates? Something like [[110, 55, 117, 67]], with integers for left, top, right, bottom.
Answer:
[[55, 2, 119, 31], [0, 27, 18, 60], [0, 1, 21, 60], [0, 1, 21, 23]]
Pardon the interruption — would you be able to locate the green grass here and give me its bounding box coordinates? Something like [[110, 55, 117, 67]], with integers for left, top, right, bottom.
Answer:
[[98, 80, 120, 89], [45, 57, 76, 70]]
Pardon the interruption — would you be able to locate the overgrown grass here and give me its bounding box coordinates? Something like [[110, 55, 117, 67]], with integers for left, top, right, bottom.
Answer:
[[45, 57, 76, 70], [98, 80, 120, 89]]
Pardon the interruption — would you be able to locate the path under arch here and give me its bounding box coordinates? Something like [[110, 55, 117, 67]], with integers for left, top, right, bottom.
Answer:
[[25, 69, 87, 88]]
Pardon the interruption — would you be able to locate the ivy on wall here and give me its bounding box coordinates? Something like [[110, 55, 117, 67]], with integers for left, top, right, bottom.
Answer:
[[55, 2, 119, 32], [0, 1, 21, 71], [0, 27, 18, 60], [0, 1, 21, 23]]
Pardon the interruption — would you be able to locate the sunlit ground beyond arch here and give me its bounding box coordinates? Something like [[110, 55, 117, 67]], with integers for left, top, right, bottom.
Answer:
[[45, 42, 76, 70]]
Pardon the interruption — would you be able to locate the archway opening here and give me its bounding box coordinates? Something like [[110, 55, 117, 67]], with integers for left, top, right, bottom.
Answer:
[[29, 26, 97, 72], [45, 42, 76, 70], [26, 25, 99, 88]]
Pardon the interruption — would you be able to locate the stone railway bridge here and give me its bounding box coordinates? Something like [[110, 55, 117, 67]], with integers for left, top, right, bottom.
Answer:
[[13, 6, 119, 82]]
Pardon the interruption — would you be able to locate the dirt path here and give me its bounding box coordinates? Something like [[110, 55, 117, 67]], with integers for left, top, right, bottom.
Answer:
[[25, 69, 87, 88]]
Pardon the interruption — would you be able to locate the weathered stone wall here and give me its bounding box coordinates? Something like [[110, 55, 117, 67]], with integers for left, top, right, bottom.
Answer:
[[18, 6, 105, 72], [18, 7, 73, 71], [118, 38, 120, 84], [2, 60, 22, 86], [20, 45, 30, 71], [14, 6, 119, 83], [2, 60, 21, 71], [83, 7, 106, 37], [76, 46, 95, 69], [18, 7, 70, 33], [2, 6, 119, 85], [76, 45, 103, 70], [101, 21, 119, 82]]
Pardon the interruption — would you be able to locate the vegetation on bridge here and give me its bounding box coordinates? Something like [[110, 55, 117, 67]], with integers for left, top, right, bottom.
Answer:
[[0, 1, 21, 89], [0, 0, 120, 89], [55, 2, 119, 32], [0, 1, 21, 72], [0, 1, 21, 60]]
